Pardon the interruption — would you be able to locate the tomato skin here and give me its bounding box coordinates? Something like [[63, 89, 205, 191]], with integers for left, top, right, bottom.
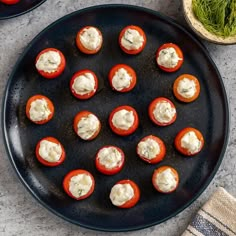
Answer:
[[136, 135, 166, 164], [148, 97, 177, 126], [174, 127, 204, 156], [108, 64, 137, 92], [119, 25, 146, 55], [173, 74, 200, 103], [152, 166, 179, 194], [35, 48, 66, 79], [63, 169, 95, 200], [70, 69, 98, 100], [109, 105, 139, 136], [35, 137, 65, 167], [156, 43, 183, 72], [76, 26, 103, 54], [95, 145, 125, 175], [111, 179, 140, 208], [73, 110, 101, 140], [0, 0, 20, 4], [26, 94, 54, 124]]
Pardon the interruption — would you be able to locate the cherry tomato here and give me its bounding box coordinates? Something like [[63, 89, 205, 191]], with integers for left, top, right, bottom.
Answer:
[[152, 166, 179, 194], [108, 64, 137, 92], [35, 137, 65, 167], [148, 97, 177, 126], [95, 145, 125, 175], [73, 110, 101, 140], [137, 135, 166, 164], [63, 169, 95, 200], [173, 74, 200, 102], [156, 43, 183, 72], [0, 0, 20, 4], [35, 48, 66, 79], [26, 94, 54, 125], [174, 127, 204, 156], [76, 26, 103, 54], [109, 105, 139, 136], [119, 25, 146, 55], [70, 69, 98, 100]]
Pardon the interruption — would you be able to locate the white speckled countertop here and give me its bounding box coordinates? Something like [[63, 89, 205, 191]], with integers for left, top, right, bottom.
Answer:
[[0, 0, 235, 235]]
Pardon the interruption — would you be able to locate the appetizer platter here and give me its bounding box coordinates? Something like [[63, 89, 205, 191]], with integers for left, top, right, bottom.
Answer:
[[2, 4, 229, 231]]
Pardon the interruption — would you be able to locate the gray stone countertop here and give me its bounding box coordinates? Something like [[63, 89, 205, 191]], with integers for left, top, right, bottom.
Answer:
[[0, 0, 235, 235]]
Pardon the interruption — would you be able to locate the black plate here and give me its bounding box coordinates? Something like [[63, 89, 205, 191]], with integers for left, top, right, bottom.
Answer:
[[2, 4, 229, 232], [0, 0, 46, 20]]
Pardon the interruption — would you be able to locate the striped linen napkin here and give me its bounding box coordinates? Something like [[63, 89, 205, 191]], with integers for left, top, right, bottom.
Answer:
[[182, 187, 236, 236]]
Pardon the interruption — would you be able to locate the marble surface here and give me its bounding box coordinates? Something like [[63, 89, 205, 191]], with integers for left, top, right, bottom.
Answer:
[[0, 0, 235, 235]]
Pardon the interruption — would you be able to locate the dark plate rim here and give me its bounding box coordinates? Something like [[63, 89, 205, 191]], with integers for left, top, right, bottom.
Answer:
[[0, 0, 47, 20], [1, 4, 230, 232]]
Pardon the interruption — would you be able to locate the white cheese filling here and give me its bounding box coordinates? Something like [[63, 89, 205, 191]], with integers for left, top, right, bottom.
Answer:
[[177, 78, 197, 98], [110, 183, 134, 206], [36, 51, 61, 73], [79, 27, 102, 50], [157, 47, 182, 68], [72, 72, 95, 95], [39, 140, 62, 162], [77, 114, 99, 140], [181, 131, 202, 154], [29, 98, 52, 122], [121, 28, 144, 50], [153, 101, 176, 124], [69, 174, 93, 198], [112, 68, 132, 91], [112, 109, 134, 130], [98, 147, 122, 169], [155, 168, 177, 192], [137, 138, 160, 160]]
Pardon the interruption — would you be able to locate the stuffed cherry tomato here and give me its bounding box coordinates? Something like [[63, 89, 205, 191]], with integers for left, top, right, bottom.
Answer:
[[73, 110, 101, 141], [149, 97, 177, 126], [137, 135, 166, 164], [152, 166, 179, 194], [109, 179, 140, 208], [95, 145, 125, 175], [109, 105, 139, 136], [35, 48, 66, 79], [63, 169, 95, 200], [70, 69, 98, 100], [119, 25, 146, 55], [108, 64, 137, 92], [156, 43, 183, 72], [76, 26, 103, 54], [173, 74, 200, 103], [35, 137, 65, 167], [0, 0, 20, 4], [26, 94, 54, 124], [175, 127, 204, 156]]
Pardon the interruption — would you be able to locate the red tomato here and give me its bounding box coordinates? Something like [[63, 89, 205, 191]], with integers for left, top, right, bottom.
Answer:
[[0, 0, 20, 4], [70, 69, 98, 100], [109, 105, 139, 136], [156, 43, 183, 72], [119, 25, 146, 55], [63, 169, 95, 200], [152, 166, 179, 194], [148, 97, 177, 126], [35, 137, 65, 167], [35, 48, 66, 79], [25, 94, 54, 124], [174, 127, 204, 156], [110, 179, 140, 208], [76, 26, 103, 54], [173, 74, 200, 103], [136, 135, 166, 164], [95, 145, 125, 175], [73, 110, 101, 140], [108, 64, 137, 92]]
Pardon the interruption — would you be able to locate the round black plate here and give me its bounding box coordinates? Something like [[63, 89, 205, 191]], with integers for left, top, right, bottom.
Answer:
[[0, 0, 46, 20], [2, 4, 229, 232]]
